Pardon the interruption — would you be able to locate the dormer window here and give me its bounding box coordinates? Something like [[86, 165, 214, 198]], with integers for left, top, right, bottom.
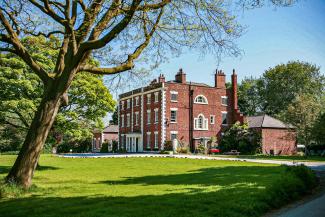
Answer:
[[194, 95, 208, 104]]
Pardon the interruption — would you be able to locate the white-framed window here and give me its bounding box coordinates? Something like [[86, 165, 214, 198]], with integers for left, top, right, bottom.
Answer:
[[221, 96, 228, 106], [170, 108, 177, 123], [154, 108, 159, 123], [126, 113, 130, 127], [121, 101, 124, 110], [147, 110, 151, 124], [135, 96, 139, 106], [170, 91, 178, 102], [194, 95, 208, 104], [154, 132, 159, 149], [135, 112, 139, 126], [170, 131, 178, 141], [121, 115, 124, 127], [210, 115, 215, 124], [147, 94, 151, 104], [146, 132, 151, 149], [222, 112, 228, 125], [194, 114, 208, 130], [127, 99, 131, 109], [154, 92, 159, 103]]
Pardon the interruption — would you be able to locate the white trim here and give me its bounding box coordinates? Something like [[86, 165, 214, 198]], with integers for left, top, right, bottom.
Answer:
[[221, 111, 228, 126], [194, 95, 208, 104], [170, 108, 178, 111], [210, 115, 215, 124], [126, 113, 130, 127], [121, 114, 125, 127], [146, 132, 151, 135], [147, 109, 151, 125], [147, 93, 151, 104], [154, 92, 159, 103], [154, 131, 159, 149], [170, 91, 178, 102], [170, 109, 177, 123], [221, 96, 228, 106], [135, 112, 139, 126], [170, 131, 178, 134], [119, 87, 164, 100], [194, 113, 208, 130], [161, 85, 166, 150], [135, 96, 139, 106], [154, 108, 159, 124]]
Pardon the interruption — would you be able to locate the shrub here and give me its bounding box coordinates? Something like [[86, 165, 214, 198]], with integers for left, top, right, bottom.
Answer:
[[196, 143, 206, 154], [164, 140, 173, 151], [219, 121, 261, 154], [100, 142, 109, 153], [112, 140, 118, 152], [57, 138, 92, 153], [176, 147, 189, 154], [264, 165, 317, 208]]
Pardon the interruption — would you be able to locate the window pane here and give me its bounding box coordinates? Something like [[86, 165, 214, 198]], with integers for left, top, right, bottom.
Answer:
[[222, 113, 227, 125]]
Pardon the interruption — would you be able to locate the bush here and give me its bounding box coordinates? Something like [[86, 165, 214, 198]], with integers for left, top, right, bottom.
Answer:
[[220, 121, 261, 154], [176, 147, 189, 154], [112, 140, 118, 152], [196, 143, 206, 154], [164, 140, 173, 151], [264, 165, 317, 208], [100, 142, 109, 153], [57, 139, 92, 153]]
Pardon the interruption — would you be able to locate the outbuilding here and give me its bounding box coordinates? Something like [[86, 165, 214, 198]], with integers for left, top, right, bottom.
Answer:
[[247, 115, 296, 155]]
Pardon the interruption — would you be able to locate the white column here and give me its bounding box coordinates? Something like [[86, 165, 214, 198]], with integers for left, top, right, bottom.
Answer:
[[161, 84, 166, 150]]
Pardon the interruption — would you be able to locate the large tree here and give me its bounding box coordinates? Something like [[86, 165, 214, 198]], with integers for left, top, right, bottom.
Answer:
[[0, 36, 115, 151], [259, 61, 325, 116], [0, 0, 294, 188]]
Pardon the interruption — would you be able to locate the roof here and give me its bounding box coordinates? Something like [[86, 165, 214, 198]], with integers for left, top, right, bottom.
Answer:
[[247, 115, 295, 129], [103, 125, 118, 133], [166, 80, 212, 87]]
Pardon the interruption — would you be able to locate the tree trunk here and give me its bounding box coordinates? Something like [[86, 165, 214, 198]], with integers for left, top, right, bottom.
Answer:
[[5, 92, 62, 189]]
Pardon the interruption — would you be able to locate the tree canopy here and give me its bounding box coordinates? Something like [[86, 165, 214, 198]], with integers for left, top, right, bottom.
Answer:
[[0, 36, 115, 151]]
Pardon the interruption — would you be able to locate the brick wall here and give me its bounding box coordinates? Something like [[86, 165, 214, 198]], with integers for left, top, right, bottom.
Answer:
[[261, 128, 297, 155]]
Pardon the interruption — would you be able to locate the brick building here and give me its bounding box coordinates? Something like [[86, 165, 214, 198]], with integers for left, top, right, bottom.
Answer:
[[247, 115, 297, 155], [92, 125, 118, 152], [118, 69, 244, 152]]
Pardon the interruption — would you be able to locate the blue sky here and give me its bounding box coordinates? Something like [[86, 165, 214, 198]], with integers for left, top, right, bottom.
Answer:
[[155, 0, 325, 85]]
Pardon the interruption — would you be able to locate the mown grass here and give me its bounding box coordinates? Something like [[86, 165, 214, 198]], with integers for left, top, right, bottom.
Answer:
[[215, 154, 325, 162], [0, 154, 317, 217]]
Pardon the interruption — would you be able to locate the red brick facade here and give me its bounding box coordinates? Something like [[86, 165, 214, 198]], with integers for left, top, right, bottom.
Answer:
[[118, 69, 244, 152], [261, 129, 296, 155]]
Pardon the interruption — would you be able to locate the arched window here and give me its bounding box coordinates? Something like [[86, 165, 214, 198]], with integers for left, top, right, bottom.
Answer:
[[194, 114, 208, 130], [194, 95, 208, 104]]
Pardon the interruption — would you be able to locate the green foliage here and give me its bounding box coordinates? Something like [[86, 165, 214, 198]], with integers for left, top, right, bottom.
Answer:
[[196, 144, 206, 154], [265, 165, 317, 208], [238, 77, 263, 116], [279, 94, 324, 145], [260, 61, 325, 116], [0, 155, 317, 217], [311, 112, 325, 146], [220, 122, 261, 154], [110, 107, 119, 125], [100, 142, 109, 153], [164, 140, 173, 151], [56, 139, 92, 153], [0, 36, 115, 151]]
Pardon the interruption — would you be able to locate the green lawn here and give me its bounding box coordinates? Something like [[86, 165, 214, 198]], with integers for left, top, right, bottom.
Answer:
[[0, 155, 314, 217], [214, 155, 325, 162]]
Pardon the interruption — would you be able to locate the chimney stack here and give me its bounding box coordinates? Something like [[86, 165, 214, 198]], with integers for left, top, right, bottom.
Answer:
[[231, 69, 238, 110], [158, 74, 165, 83], [175, 68, 186, 84], [215, 69, 226, 88]]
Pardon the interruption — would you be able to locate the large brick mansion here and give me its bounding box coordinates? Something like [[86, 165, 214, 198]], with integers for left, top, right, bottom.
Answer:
[[118, 69, 244, 152]]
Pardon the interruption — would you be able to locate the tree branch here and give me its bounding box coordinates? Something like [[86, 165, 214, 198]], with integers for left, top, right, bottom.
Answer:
[[79, 7, 164, 75]]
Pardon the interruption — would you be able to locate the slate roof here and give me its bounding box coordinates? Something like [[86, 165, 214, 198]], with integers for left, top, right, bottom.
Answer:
[[103, 125, 119, 133], [167, 80, 212, 87], [247, 115, 295, 129]]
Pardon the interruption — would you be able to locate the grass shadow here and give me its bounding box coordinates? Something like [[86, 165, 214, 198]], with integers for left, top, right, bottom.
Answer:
[[98, 166, 282, 187], [0, 165, 60, 175]]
